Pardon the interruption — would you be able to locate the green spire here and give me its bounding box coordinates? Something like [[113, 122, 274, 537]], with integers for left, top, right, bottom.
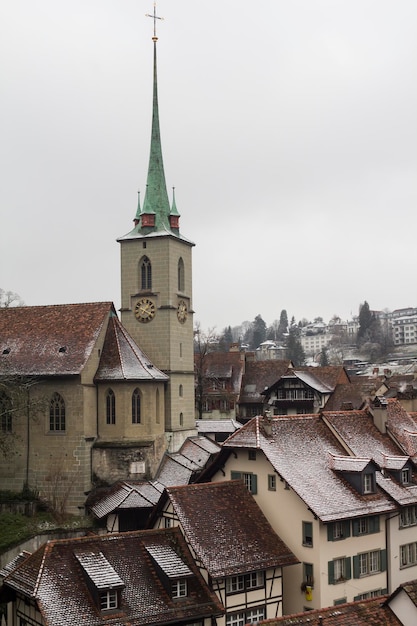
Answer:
[[140, 38, 171, 232], [170, 187, 180, 217]]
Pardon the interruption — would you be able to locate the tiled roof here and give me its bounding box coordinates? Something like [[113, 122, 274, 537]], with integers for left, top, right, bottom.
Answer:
[[387, 578, 417, 608], [75, 551, 125, 589], [88, 437, 221, 519], [0, 302, 113, 376], [89, 481, 163, 519], [323, 383, 365, 411], [166, 480, 298, 578], [260, 595, 401, 625], [3, 528, 223, 626], [94, 316, 168, 381], [322, 410, 404, 459], [386, 399, 417, 459], [195, 351, 245, 393], [239, 360, 292, 404], [223, 416, 397, 522], [195, 419, 241, 434], [0, 550, 31, 579], [296, 366, 350, 389]]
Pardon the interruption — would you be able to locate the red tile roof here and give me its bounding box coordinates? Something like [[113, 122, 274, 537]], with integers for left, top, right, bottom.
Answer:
[[0, 302, 113, 376], [165, 480, 298, 578], [260, 596, 401, 625], [224, 415, 397, 522], [94, 315, 168, 381], [239, 360, 292, 404], [4, 528, 223, 626]]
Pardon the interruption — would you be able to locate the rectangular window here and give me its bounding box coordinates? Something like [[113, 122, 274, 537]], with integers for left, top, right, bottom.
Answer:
[[400, 506, 417, 528], [363, 473, 374, 494], [172, 579, 187, 598], [248, 450, 256, 461], [357, 550, 382, 577], [303, 563, 314, 587], [268, 474, 276, 491], [245, 571, 264, 589], [100, 590, 118, 611], [246, 607, 266, 623], [302, 521, 313, 547], [226, 572, 264, 594], [353, 516, 379, 536], [400, 542, 417, 568], [327, 520, 350, 541], [231, 471, 257, 495], [226, 613, 245, 626], [328, 557, 351, 584], [226, 575, 245, 594], [401, 468, 410, 484]]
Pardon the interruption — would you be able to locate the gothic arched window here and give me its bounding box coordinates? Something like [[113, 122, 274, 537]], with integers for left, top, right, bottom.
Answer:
[[106, 389, 116, 424], [178, 257, 185, 292], [49, 392, 66, 431], [132, 388, 141, 424], [0, 392, 12, 433], [140, 256, 152, 290]]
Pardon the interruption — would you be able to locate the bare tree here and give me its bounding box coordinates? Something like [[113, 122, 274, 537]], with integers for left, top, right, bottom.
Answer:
[[194, 323, 218, 420], [0, 288, 24, 308]]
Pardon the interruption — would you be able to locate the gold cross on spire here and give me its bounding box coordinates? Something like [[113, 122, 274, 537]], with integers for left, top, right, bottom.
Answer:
[[146, 2, 164, 41]]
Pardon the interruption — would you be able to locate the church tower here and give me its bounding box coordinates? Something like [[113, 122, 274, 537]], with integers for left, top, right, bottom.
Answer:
[[118, 8, 196, 453]]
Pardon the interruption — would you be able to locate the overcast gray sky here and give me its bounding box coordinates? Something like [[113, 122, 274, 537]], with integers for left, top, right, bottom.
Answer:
[[1, 0, 416, 332]]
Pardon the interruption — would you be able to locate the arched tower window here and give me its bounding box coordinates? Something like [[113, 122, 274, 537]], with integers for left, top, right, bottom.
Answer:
[[179, 384, 183, 397], [132, 388, 141, 424], [49, 392, 65, 431], [140, 256, 152, 290], [179, 412, 184, 426], [106, 389, 116, 424], [0, 392, 12, 432], [178, 257, 185, 292], [156, 388, 160, 424]]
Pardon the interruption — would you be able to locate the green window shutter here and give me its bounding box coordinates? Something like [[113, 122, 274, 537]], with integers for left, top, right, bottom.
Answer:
[[344, 557, 352, 580], [353, 594, 361, 601], [328, 560, 335, 585], [352, 519, 359, 536], [370, 515, 380, 534], [327, 524, 334, 541], [251, 474, 258, 495], [353, 555, 360, 579], [343, 520, 351, 538], [380, 549, 387, 572], [231, 471, 242, 480]]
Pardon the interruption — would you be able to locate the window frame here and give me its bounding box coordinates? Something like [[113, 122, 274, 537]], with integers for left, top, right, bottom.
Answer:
[[106, 389, 116, 425], [49, 392, 66, 432], [302, 521, 313, 547], [172, 578, 187, 599], [400, 542, 417, 568], [100, 589, 118, 611], [268, 474, 277, 491], [140, 256, 152, 290], [400, 505, 417, 528], [132, 388, 141, 424]]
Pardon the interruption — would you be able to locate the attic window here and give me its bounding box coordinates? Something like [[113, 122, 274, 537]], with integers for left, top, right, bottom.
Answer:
[[100, 589, 118, 610], [172, 579, 187, 598], [2, 348, 10, 355], [363, 473, 375, 494], [401, 468, 410, 485], [58, 346, 67, 353]]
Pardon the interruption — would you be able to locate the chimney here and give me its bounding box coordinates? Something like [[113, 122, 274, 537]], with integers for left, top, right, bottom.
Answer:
[[262, 411, 273, 437], [370, 398, 388, 434]]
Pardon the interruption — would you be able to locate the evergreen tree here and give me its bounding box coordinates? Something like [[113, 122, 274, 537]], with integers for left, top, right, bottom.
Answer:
[[286, 326, 305, 366], [319, 347, 330, 366], [218, 326, 233, 352], [357, 301, 373, 344], [252, 314, 267, 349], [277, 309, 288, 341]]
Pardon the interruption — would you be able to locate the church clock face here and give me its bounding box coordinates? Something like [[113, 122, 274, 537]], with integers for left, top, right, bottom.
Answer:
[[177, 300, 188, 324], [135, 297, 156, 323]]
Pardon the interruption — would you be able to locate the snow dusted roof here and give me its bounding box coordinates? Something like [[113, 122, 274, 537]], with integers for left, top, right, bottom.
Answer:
[[195, 419, 241, 434], [94, 315, 168, 382], [223, 415, 397, 522], [166, 481, 297, 578], [145, 544, 192, 578], [3, 528, 222, 626], [0, 302, 113, 376], [75, 551, 124, 589], [88, 437, 221, 519]]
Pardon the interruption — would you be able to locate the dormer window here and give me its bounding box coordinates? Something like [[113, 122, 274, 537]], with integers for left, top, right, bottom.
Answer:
[[363, 473, 375, 494], [75, 551, 125, 614], [172, 579, 187, 598], [100, 589, 118, 610], [401, 468, 410, 485]]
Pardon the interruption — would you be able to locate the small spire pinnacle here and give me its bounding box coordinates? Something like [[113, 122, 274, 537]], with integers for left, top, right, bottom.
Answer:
[[146, 2, 164, 41]]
